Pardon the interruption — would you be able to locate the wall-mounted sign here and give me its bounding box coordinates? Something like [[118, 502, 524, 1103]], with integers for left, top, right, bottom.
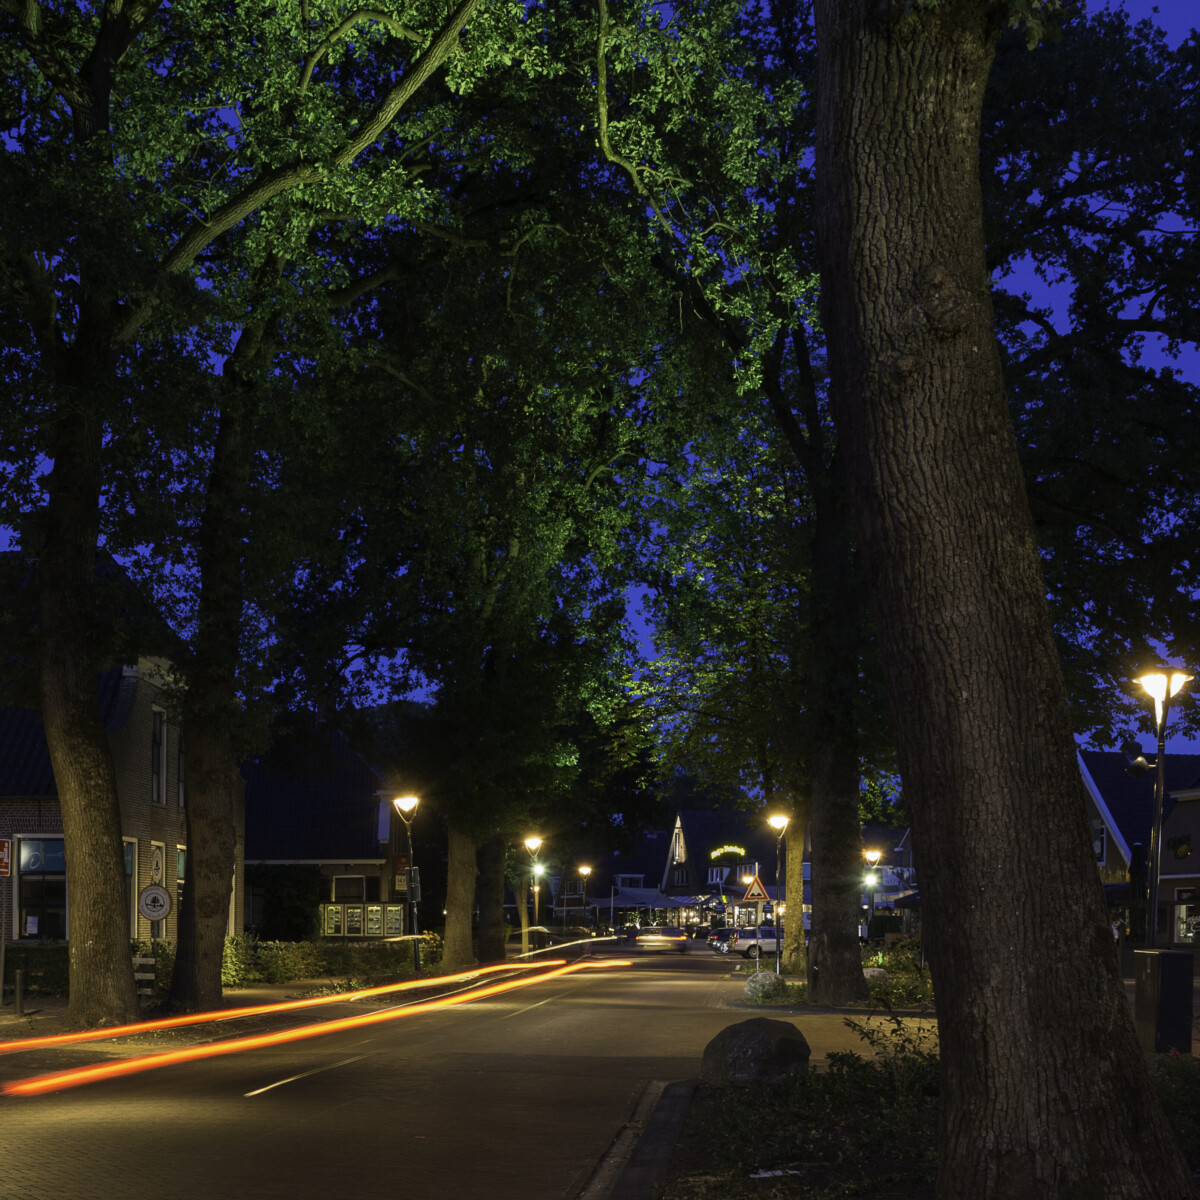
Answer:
[[710, 845, 747, 860], [0, 838, 10, 877]]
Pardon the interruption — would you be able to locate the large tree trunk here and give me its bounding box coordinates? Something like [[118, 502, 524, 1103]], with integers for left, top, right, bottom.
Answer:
[[813, 1, 1196, 1195], [476, 833, 507, 964], [806, 469, 867, 1005], [442, 825, 478, 971], [169, 371, 256, 1010], [39, 399, 140, 1028], [170, 722, 238, 1010]]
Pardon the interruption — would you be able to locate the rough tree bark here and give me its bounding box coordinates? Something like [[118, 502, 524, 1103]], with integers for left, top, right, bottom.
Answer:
[[443, 824, 478, 970], [476, 834, 507, 964], [813, 0, 1197, 1194], [805, 466, 868, 1004], [38, 404, 140, 1027]]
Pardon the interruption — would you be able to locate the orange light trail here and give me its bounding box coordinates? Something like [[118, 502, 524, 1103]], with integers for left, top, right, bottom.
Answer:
[[2, 960, 632, 1098], [0, 962, 559, 1057]]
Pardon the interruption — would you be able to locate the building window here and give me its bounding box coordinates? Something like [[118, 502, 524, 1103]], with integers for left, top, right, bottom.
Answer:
[[150, 842, 166, 937], [177, 846, 187, 921], [563, 880, 584, 896], [332, 875, 365, 901], [708, 867, 726, 885], [124, 839, 138, 937], [151, 709, 165, 804], [177, 731, 186, 808], [1175, 888, 1198, 944], [673, 867, 687, 886], [18, 838, 67, 940]]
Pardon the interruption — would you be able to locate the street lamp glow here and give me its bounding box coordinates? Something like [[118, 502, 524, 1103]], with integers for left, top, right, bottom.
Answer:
[[533, 863, 545, 877], [393, 795, 419, 815], [742, 874, 754, 885], [1132, 667, 1193, 951], [767, 814, 789, 833], [524, 836, 543, 854], [865, 872, 878, 888], [579, 865, 592, 878], [864, 848, 882, 868], [1136, 670, 1193, 728]]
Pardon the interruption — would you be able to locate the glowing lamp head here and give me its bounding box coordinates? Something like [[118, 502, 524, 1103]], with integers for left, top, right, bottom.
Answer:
[[864, 848, 881, 867], [579, 865, 592, 878], [1136, 669, 1193, 729], [393, 795, 419, 816], [524, 836, 543, 854], [742, 875, 754, 885], [865, 872, 878, 888], [533, 863, 545, 877], [768, 815, 789, 833]]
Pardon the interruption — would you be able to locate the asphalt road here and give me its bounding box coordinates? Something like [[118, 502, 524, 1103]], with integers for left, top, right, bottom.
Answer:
[[0, 948, 888, 1200]]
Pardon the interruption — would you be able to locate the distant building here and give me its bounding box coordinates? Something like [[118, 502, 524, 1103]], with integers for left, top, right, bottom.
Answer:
[[1080, 748, 1200, 948]]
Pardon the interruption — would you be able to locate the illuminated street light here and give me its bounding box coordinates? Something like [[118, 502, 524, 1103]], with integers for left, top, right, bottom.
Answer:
[[393, 795, 422, 975], [768, 815, 789, 973], [1133, 669, 1193, 948], [579, 865, 592, 928]]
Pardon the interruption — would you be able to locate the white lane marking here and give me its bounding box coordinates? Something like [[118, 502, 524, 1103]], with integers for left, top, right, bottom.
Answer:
[[244, 1054, 368, 1097], [500, 989, 573, 1019]]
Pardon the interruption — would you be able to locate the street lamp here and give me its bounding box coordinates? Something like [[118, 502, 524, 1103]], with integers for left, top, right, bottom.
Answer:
[[864, 848, 881, 942], [521, 837, 543, 953], [579, 865, 592, 928], [393, 795, 421, 975], [768, 815, 789, 973], [1133, 669, 1193, 948]]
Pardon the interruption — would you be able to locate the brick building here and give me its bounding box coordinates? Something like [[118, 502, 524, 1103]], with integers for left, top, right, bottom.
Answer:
[[0, 658, 244, 943]]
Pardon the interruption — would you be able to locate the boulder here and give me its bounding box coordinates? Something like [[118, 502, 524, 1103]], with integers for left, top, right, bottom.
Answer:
[[743, 970, 785, 1000], [700, 1017, 811, 1086], [862, 967, 889, 983]]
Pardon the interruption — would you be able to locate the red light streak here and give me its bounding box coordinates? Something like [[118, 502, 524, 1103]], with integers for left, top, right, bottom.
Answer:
[[2, 960, 632, 1097], [0, 962, 557, 1057]]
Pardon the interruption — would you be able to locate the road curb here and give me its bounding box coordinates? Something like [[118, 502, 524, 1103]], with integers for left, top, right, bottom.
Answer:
[[578, 1078, 697, 1200]]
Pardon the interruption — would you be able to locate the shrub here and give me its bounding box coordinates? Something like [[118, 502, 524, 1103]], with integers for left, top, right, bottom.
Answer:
[[2, 942, 70, 996]]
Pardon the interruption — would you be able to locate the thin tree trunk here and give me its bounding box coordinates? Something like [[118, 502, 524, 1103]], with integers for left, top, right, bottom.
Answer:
[[780, 806, 809, 977], [476, 833, 507, 964], [443, 825, 478, 971], [813, 1, 1196, 1193], [39, 400, 140, 1027]]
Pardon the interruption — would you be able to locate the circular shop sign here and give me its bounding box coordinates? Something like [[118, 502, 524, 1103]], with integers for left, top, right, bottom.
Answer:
[[138, 884, 172, 922]]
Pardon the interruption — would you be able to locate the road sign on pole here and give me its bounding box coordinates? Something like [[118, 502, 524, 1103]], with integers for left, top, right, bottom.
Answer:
[[741, 875, 769, 902]]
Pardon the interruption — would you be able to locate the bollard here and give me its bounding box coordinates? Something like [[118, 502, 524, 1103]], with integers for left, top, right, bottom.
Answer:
[[15, 968, 24, 1017]]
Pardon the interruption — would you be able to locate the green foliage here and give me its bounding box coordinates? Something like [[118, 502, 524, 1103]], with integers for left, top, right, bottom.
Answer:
[[863, 938, 935, 1009], [0, 942, 71, 996]]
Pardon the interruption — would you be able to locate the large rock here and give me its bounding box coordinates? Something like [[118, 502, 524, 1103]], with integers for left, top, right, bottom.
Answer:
[[701, 1017, 811, 1086], [743, 970, 785, 1000], [862, 967, 889, 983]]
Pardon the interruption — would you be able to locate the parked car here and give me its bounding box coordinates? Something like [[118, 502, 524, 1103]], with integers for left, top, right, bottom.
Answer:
[[633, 926, 689, 953], [707, 929, 734, 954], [730, 925, 784, 959]]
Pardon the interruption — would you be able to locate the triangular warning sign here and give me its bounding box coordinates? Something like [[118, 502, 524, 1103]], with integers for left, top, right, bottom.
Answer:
[[742, 874, 769, 902]]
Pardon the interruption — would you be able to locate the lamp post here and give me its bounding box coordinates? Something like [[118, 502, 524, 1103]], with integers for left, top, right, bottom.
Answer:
[[522, 836, 542, 954], [579, 865, 592, 929], [393, 795, 421, 976], [864, 848, 882, 943], [1134, 670, 1193, 948], [768, 815, 789, 973]]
